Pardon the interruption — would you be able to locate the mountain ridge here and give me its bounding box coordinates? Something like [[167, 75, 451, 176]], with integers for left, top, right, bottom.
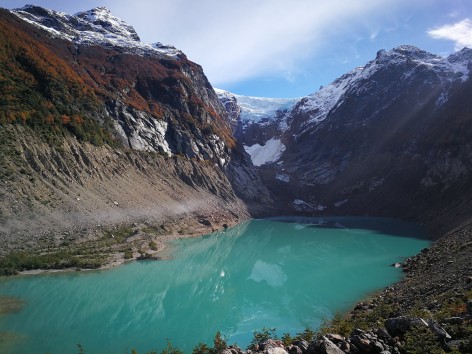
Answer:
[[12, 5, 182, 58]]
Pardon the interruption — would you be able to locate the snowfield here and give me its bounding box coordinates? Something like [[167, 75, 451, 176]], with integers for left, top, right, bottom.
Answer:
[[244, 138, 286, 166]]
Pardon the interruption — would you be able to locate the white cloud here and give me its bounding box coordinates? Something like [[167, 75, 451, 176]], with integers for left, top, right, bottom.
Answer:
[[112, 0, 404, 86], [428, 18, 472, 50]]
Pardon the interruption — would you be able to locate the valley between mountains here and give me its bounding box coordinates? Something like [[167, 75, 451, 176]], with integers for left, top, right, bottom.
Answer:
[[1, 4, 472, 353]]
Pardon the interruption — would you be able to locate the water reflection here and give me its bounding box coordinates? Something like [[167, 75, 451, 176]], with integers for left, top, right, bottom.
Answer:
[[249, 261, 287, 288]]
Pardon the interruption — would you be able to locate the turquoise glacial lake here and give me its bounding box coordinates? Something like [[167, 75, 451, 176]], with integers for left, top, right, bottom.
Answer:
[[0, 217, 429, 354]]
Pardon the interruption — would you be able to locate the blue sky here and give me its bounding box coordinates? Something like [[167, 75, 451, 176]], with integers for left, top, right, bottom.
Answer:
[[3, 0, 472, 98]]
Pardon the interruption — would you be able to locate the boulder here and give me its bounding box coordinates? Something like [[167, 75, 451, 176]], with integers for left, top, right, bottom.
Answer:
[[375, 328, 392, 341], [350, 335, 372, 352], [261, 339, 287, 354], [446, 339, 465, 351], [427, 320, 451, 341], [265, 348, 289, 354], [287, 345, 302, 354], [291, 340, 309, 353], [384, 316, 427, 336], [326, 334, 344, 344], [320, 337, 345, 354]]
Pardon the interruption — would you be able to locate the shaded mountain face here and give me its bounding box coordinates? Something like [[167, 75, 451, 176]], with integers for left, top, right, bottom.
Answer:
[[218, 46, 472, 236], [3, 6, 233, 166]]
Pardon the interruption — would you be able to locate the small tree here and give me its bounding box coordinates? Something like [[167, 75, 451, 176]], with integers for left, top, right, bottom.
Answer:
[[192, 342, 210, 354], [281, 333, 293, 346], [295, 328, 316, 342], [160, 339, 183, 354], [210, 331, 227, 354]]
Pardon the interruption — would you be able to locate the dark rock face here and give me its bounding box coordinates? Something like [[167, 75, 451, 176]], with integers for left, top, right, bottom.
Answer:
[[225, 145, 274, 215]]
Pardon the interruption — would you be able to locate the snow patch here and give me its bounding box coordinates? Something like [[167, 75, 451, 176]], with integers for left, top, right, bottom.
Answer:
[[244, 138, 285, 166], [334, 199, 348, 208], [292, 199, 327, 212], [275, 173, 290, 182]]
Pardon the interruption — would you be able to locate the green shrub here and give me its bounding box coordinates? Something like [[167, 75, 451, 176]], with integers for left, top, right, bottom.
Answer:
[[124, 249, 133, 260], [281, 333, 293, 346], [192, 343, 210, 354], [403, 325, 443, 354], [160, 339, 183, 354], [149, 241, 158, 251], [295, 327, 316, 342], [318, 312, 353, 337]]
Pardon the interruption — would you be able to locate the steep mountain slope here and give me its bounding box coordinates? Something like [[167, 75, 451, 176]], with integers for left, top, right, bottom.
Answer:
[[0, 6, 250, 260], [7, 6, 234, 163]]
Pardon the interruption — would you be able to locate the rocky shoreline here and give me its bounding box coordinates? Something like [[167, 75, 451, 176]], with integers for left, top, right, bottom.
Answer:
[[1, 208, 244, 276]]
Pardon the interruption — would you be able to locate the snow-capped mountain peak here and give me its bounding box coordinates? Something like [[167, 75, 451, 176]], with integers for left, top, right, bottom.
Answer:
[[293, 45, 471, 132], [74, 7, 140, 42], [12, 5, 181, 58]]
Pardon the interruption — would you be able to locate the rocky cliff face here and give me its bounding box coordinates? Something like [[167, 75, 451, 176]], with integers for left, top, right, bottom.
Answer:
[[9, 6, 234, 166], [0, 6, 248, 249]]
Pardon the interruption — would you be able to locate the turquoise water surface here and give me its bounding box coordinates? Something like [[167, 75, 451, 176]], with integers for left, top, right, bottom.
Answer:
[[0, 217, 429, 353]]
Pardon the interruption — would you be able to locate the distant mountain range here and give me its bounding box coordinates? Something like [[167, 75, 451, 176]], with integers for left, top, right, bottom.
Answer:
[[217, 46, 472, 237]]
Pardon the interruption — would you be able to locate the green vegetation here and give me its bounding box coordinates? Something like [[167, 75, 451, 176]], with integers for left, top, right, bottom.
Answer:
[[192, 332, 227, 354], [160, 339, 184, 354], [0, 225, 143, 276], [403, 325, 443, 354], [248, 327, 277, 349], [295, 327, 316, 342], [0, 249, 105, 274], [318, 312, 356, 337], [124, 249, 134, 260], [149, 240, 158, 251]]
